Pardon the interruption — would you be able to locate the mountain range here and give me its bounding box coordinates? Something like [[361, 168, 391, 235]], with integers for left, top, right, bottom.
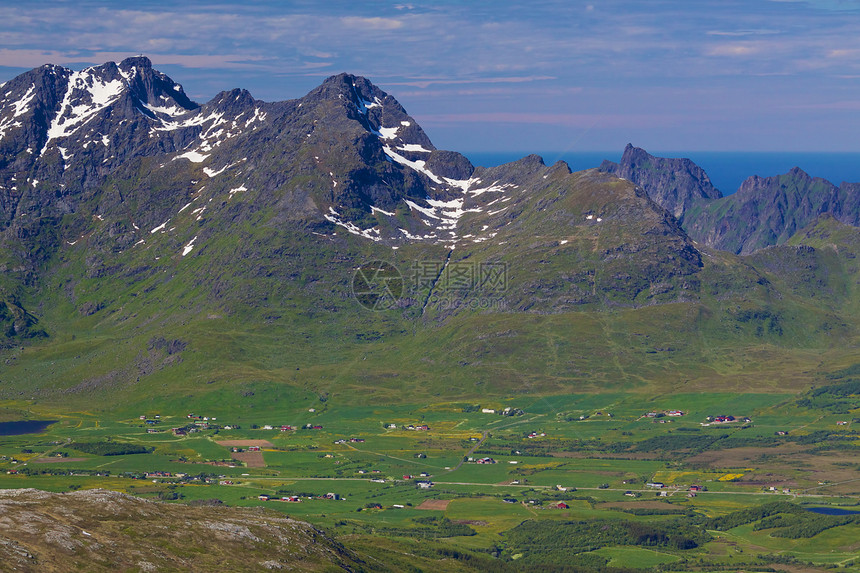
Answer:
[[1, 57, 859, 406]]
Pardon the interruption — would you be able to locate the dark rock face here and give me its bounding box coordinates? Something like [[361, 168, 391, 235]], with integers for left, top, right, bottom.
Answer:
[[599, 146, 860, 255], [424, 150, 474, 180], [683, 167, 860, 255], [599, 144, 722, 219]]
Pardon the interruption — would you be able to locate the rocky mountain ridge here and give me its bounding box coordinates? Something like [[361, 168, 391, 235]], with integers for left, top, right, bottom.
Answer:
[[598, 144, 860, 255], [0, 58, 858, 401], [0, 58, 711, 315], [683, 166, 860, 254]]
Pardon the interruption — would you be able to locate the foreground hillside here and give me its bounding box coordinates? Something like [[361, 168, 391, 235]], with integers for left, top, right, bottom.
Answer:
[[0, 488, 370, 572]]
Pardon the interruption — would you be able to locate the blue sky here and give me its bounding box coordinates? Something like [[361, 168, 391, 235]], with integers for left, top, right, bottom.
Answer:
[[2, 0, 860, 152]]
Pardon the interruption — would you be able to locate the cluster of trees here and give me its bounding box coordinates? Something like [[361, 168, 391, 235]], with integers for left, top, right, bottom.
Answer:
[[754, 512, 860, 539], [699, 501, 802, 530], [373, 516, 477, 539], [69, 442, 154, 456], [796, 379, 860, 413], [503, 518, 709, 565]]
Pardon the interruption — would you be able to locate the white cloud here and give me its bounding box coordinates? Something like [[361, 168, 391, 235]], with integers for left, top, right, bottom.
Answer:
[[706, 44, 760, 57], [340, 16, 404, 30]]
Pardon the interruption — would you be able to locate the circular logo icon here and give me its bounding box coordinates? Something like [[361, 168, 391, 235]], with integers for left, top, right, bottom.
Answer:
[[352, 261, 403, 310]]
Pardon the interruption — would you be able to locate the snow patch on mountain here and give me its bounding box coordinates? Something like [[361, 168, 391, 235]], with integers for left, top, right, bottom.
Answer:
[[182, 236, 197, 256], [371, 206, 395, 216], [243, 107, 267, 127], [324, 207, 382, 242], [377, 126, 399, 140], [142, 101, 187, 117], [176, 150, 208, 163], [155, 110, 224, 132], [150, 220, 169, 234], [41, 69, 125, 155], [383, 146, 442, 183], [11, 85, 35, 118], [397, 144, 432, 153]]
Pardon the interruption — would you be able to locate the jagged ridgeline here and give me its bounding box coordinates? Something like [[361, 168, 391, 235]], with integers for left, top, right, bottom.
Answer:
[[600, 144, 860, 255], [0, 58, 859, 405]]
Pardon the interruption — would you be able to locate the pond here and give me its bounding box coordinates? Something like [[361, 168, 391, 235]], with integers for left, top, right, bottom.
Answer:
[[0, 420, 57, 436], [805, 507, 860, 516]]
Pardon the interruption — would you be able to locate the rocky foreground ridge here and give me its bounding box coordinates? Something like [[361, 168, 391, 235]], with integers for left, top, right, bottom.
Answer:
[[0, 488, 366, 572]]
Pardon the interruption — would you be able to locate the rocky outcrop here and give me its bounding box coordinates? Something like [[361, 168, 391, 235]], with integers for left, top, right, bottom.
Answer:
[[0, 488, 366, 572], [683, 167, 860, 254], [599, 144, 722, 219]]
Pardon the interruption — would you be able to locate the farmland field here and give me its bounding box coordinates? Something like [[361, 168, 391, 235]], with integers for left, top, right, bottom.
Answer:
[[1, 389, 858, 571]]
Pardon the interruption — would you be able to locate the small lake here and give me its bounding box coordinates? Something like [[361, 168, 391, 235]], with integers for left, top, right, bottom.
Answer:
[[805, 507, 860, 516], [0, 420, 57, 436]]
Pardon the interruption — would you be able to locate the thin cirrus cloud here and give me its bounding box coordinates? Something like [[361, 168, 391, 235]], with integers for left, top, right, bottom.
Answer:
[[339, 16, 404, 30], [0, 49, 271, 71], [385, 76, 556, 89], [706, 29, 782, 36], [2, 1, 860, 151], [705, 44, 761, 57], [416, 112, 679, 130]]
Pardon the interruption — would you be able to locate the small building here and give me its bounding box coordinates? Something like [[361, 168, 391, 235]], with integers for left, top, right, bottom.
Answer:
[[646, 482, 664, 489], [258, 495, 270, 501], [417, 481, 433, 489]]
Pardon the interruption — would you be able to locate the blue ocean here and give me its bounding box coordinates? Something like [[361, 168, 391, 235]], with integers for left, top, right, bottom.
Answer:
[[463, 151, 860, 196]]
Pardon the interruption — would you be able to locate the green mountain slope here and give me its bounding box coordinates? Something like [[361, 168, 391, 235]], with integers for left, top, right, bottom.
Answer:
[[0, 60, 857, 415]]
